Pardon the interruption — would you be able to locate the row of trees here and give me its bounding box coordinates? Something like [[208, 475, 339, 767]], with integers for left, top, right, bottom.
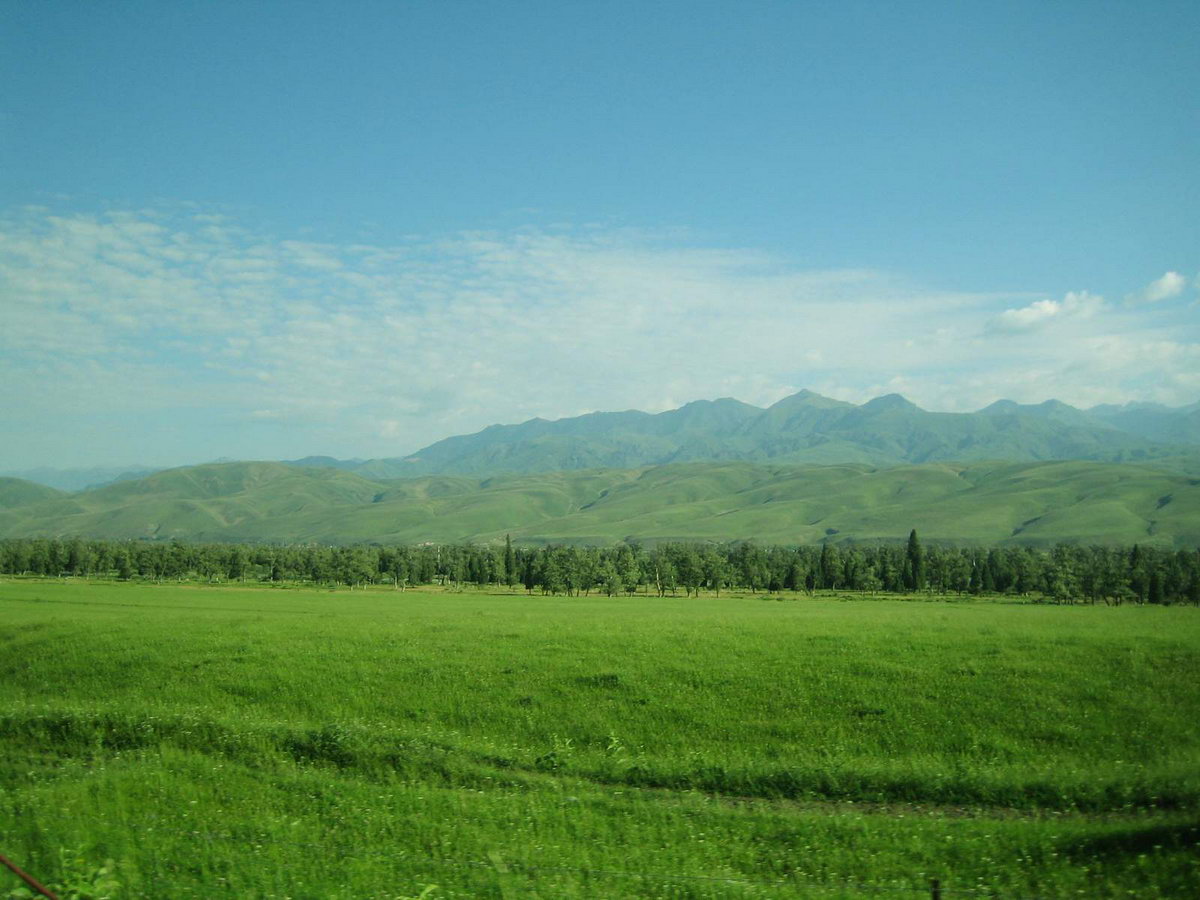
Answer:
[[1, 533, 1197, 605]]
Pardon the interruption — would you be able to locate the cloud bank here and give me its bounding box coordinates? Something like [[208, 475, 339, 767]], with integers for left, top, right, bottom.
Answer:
[[0, 205, 1196, 468]]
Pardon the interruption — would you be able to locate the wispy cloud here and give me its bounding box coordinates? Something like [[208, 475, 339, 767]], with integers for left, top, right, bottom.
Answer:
[[985, 291, 1104, 334], [0, 204, 1196, 467], [1126, 270, 1187, 304]]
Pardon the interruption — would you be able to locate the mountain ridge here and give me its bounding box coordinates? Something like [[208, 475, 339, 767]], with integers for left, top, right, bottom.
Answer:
[[376, 389, 1200, 479], [5, 390, 1200, 489]]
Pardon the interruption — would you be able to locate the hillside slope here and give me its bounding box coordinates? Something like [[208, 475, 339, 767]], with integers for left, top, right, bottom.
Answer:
[[0, 478, 65, 509], [1, 459, 1197, 548], [0, 463, 385, 542]]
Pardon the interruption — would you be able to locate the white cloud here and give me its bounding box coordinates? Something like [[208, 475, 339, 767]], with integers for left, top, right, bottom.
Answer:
[[1, 204, 1198, 467], [985, 291, 1104, 334], [987, 298, 1061, 333], [1126, 270, 1186, 304]]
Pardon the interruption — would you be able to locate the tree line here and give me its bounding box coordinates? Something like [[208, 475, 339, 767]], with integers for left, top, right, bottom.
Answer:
[[2, 532, 1197, 605]]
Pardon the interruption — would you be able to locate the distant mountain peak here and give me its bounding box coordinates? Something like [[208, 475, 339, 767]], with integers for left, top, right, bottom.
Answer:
[[861, 393, 920, 412], [680, 396, 753, 409], [768, 389, 852, 410], [978, 398, 1095, 427], [980, 399, 1021, 415], [1035, 399, 1078, 413]]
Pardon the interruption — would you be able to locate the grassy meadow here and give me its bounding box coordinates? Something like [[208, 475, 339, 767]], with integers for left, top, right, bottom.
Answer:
[[1, 578, 1198, 898]]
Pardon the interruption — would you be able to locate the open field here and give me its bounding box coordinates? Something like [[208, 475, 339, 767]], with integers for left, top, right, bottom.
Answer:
[[2, 579, 1198, 897]]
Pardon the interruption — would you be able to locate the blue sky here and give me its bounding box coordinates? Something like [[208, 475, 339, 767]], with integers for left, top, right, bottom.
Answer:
[[1, 1, 1197, 469]]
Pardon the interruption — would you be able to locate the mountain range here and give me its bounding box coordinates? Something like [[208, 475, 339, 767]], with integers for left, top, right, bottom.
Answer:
[[7, 391, 1199, 489], [366, 391, 1200, 478], [1, 391, 1199, 548]]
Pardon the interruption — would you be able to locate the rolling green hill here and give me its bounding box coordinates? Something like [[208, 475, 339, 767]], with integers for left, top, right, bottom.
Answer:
[[1, 459, 1197, 548], [0, 477, 65, 509], [0, 464, 385, 542]]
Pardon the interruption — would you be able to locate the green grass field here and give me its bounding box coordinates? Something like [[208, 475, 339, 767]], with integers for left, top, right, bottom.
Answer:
[[2, 579, 1198, 898]]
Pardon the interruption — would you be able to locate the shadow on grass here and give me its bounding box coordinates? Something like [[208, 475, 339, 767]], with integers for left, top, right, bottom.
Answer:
[[1061, 821, 1200, 860], [7, 710, 1200, 814]]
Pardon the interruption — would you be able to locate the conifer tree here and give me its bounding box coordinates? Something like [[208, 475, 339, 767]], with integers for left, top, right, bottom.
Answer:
[[504, 534, 516, 589], [906, 528, 925, 591]]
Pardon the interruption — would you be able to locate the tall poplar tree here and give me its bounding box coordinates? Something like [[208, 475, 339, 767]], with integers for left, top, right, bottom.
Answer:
[[906, 529, 925, 591], [504, 534, 516, 589]]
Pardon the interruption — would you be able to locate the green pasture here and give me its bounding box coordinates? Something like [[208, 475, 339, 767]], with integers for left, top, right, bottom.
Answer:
[[1, 579, 1198, 897]]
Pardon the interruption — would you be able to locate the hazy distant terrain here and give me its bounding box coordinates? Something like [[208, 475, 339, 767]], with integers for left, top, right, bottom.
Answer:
[[6, 392, 1199, 491], [0, 465, 161, 493], [1, 457, 1197, 547]]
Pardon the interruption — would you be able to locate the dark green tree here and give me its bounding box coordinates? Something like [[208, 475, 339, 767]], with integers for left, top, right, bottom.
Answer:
[[504, 534, 517, 589], [226, 547, 246, 582], [114, 548, 133, 581], [905, 529, 925, 591]]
